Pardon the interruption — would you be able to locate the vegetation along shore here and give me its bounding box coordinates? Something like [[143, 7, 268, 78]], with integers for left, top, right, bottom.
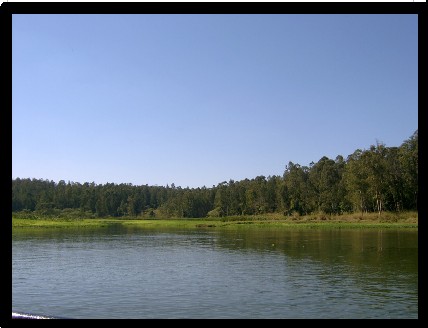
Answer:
[[12, 131, 417, 228], [12, 211, 418, 230]]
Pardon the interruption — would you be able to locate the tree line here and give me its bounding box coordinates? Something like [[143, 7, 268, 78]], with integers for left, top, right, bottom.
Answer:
[[12, 130, 418, 218]]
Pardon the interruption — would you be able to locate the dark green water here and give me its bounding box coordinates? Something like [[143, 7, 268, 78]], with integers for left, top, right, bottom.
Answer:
[[12, 227, 418, 319]]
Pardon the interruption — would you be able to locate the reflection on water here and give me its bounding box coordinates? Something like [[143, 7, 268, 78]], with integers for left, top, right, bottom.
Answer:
[[13, 226, 418, 319]]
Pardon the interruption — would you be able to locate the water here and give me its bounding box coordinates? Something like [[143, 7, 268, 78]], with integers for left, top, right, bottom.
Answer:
[[12, 226, 418, 319]]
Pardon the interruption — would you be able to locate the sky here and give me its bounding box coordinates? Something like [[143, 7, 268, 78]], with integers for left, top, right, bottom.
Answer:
[[12, 14, 418, 189]]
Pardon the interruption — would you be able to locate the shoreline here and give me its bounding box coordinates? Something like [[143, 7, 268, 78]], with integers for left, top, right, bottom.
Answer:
[[12, 213, 418, 230]]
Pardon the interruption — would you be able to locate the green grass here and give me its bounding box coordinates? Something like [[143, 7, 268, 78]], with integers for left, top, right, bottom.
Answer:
[[12, 211, 418, 230]]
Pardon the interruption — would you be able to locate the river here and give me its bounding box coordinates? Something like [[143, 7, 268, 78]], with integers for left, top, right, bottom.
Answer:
[[12, 226, 418, 319]]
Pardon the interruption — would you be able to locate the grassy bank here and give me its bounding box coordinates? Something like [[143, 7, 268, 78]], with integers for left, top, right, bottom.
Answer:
[[12, 211, 418, 229]]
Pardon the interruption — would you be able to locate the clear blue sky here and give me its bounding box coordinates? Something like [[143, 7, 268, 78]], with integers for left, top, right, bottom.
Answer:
[[12, 14, 418, 188]]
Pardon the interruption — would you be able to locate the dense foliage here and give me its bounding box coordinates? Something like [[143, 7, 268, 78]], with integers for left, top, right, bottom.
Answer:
[[12, 130, 418, 218]]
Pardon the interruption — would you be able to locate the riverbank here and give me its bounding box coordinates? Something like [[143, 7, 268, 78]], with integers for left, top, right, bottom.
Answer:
[[12, 211, 418, 229]]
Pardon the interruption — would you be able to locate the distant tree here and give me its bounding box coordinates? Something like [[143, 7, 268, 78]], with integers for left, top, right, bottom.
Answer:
[[309, 156, 341, 214], [343, 150, 371, 216], [11, 130, 418, 218], [283, 162, 311, 215], [399, 130, 418, 210]]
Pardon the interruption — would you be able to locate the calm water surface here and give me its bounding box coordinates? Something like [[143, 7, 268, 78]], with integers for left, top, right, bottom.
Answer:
[[12, 226, 418, 319]]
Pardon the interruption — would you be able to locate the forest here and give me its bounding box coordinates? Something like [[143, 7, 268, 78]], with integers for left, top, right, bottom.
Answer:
[[12, 130, 418, 219]]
